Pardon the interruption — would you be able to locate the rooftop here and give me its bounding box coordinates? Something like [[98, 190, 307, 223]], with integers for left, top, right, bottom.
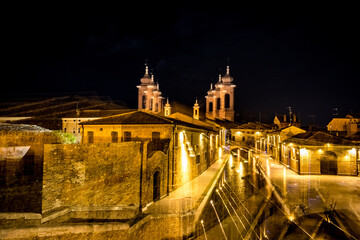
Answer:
[[283, 131, 356, 146]]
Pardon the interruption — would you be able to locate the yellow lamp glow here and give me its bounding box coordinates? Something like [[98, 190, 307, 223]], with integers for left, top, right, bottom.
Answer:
[[350, 148, 356, 155], [179, 131, 184, 143]]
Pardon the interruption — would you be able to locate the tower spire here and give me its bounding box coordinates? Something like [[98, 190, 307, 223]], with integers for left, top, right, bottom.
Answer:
[[164, 98, 171, 116], [193, 98, 199, 120]]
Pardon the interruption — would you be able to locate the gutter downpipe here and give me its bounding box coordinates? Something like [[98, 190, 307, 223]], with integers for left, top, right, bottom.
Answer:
[[139, 142, 144, 213], [172, 124, 176, 191]]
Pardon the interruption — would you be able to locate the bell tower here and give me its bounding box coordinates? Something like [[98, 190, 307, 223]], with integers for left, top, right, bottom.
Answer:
[[164, 98, 171, 116], [193, 99, 199, 120], [205, 65, 236, 121], [137, 64, 163, 113]]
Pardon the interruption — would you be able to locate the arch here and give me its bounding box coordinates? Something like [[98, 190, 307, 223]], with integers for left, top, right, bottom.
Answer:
[[216, 98, 221, 110], [153, 170, 161, 201], [209, 102, 213, 112], [321, 151, 338, 175]]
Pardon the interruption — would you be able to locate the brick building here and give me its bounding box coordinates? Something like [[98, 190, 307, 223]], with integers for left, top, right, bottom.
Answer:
[[280, 131, 359, 176], [80, 110, 220, 202]]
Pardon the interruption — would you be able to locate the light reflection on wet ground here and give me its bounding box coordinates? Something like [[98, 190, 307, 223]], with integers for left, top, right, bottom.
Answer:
[[195, 150, 360, 240]]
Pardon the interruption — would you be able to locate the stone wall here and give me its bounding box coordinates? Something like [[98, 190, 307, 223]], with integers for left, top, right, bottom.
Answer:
[[142, 150, 169, 206], [42, 142, 142, 214], [0, 131, 61, 212]]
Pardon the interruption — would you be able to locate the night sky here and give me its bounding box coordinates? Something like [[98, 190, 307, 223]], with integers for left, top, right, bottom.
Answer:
[[3, 4, 359, 125]]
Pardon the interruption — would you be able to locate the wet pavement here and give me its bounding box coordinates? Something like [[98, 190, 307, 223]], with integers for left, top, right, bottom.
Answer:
[[256, 150, 360, 239]]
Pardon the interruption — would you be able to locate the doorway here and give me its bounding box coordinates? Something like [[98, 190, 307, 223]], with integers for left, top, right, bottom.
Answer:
[[321, 151, 338, 175], [153, 171, 161, 201]]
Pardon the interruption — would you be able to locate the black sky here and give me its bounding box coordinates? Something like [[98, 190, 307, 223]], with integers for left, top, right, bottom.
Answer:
[[3, 4, 359, 125]]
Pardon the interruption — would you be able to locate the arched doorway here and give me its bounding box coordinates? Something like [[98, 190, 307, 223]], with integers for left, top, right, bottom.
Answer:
[[153, 171, 161, 201], [321, 151, 338, 175]]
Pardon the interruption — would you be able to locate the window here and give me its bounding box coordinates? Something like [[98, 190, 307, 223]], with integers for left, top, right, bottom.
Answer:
[[155, 103, 158, 112], [142, 95, 146, 109], [124, 131, 131, 142], [195, 109, 198, 115], [78, 128, 80, 133], [111, 131, 118, 143], [225, 94, 230, 108], [88, 131, 94, 143], [209, 102, 213, 112], [73, 128, 75, 133], [150, 99, 153, 110], [152, 132, 160, 141], [196, 155, 200, 164], [217, 98, 221, 110], [64, 128, 67, 132]]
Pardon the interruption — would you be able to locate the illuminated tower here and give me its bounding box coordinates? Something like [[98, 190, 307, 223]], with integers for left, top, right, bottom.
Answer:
[[193, 99, 199, 120], [205, 66, 236, 121], [137, 65, 163, 113], [164, 98, 171, 116]]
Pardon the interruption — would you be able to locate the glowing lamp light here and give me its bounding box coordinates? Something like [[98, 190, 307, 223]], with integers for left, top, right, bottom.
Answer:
[[300, 148, 308, 156], [289, 215, 294, 221], [318, 149, 323, 154], [350, 148, 356, 155], [179, 132, 184, 143]]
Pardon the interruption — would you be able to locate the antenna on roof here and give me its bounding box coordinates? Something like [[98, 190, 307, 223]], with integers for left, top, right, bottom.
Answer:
[[287, 106, 292, 124]]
